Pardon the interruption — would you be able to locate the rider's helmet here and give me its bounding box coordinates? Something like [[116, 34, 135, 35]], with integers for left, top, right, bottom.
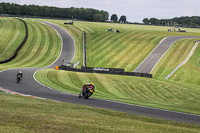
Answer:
[[19, 71, 22, 73], [89, 83, 95, 89]]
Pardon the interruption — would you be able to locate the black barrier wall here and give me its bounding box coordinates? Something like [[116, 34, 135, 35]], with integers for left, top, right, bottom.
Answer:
[[59, 65, 153, 78], [83, 31, 86, 67], [0, 18, 28, 64]]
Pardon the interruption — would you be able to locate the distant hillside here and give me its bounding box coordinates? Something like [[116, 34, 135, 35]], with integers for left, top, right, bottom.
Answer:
[[0, 2, 109, 22]]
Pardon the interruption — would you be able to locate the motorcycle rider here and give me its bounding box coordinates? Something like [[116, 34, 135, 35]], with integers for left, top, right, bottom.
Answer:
[[79, 83, 95, 98], [82, 83, 95, 92], [17, 71, 23, 79]]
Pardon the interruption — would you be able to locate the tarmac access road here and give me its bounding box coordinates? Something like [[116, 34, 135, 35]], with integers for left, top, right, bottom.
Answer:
[[0, 22, 200, 124], [134, 36, 199, 73]]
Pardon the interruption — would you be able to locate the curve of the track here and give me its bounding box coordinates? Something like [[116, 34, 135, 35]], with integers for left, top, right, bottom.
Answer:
[[0, 22, 200, 124], [134, 36, 199, 73]]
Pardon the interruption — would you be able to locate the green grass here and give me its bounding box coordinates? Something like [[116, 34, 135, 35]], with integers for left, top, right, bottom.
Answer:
[[169, 43, 200, 85], [1, 18, 200, 131], [84, 23, 200, 71], [152, 38, 200, 78], [35, 69, 200, 115], [0, 18, 26, 61], [39, 20, 200, 91], [152, 38, 200, 86], [0, 93, 200, 133], [42, 20, 200, 72], [0, 19, 61, 70], [41, 19, 84, 67]]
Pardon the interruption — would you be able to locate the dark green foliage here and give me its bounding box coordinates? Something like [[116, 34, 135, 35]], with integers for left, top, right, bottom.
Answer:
[[143, 18, 149, 25], [146, 16, 200, 28], [119, 15, 127, 23], [0, 6, 3, 14], [0, 2, 109, 22], [93, 14, 104, 22], [110, 14, 118, 22], [149, 18, 158, 25]]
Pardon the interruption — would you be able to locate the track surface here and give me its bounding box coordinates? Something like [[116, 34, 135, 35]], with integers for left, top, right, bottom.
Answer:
[[0, 22, 200, 124], [134, 36, 199, 73]]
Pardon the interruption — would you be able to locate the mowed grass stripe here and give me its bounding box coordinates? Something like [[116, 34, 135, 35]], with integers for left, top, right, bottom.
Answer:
[[0, 19, 17, 54], [91, 33, 117, 51], [22, 22, 46, 66], [0, 18, 25, 61], [169, 43, 200, 85], [0, 19, 12, 54], [9, 20, 36, 65], [26, 22, 59, 67], [34, 24, 61, 67], [92, 32, 129, 61], [27, 23, 49, 66], [112, 32, 154, 68], [2, 20, 20, 54], [1, 93, 200, 133], [124, 34, 164, 71], [36, 70, 200, 114], [13, 21, 40, 66], [1, 20, 61, 69], [91, 33, 135, 67], [152, 38, 199, 79]]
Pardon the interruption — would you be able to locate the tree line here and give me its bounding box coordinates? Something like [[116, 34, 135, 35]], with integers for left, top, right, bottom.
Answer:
[[143, 16, 200, 28], [0, 2, 109, 22], [110, 14, 127, 23]]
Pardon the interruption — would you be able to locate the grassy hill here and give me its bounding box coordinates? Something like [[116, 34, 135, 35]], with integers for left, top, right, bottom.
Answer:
[[45, 20, 200, 72], [34, 19, 200, 115], [35, 69, 200, 115], [152, 38, 200, 86], [0, 18, 25, 61], [0, 18, 61, 70]]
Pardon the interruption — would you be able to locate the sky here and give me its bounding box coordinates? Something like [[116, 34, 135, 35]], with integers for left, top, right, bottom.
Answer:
[[1, 0, 200, 22]]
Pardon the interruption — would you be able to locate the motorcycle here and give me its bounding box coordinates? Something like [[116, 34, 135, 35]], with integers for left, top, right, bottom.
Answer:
[[79, 86, 94, 99], [17, 75, 22, 83]]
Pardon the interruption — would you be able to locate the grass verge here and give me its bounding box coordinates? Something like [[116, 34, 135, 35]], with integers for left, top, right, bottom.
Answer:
[[152, 38, 200, 86], [0, 17, 26, 61], [35, 69, 200, 115], [0, 93, 200, 133], [0, 19, 61, 70]]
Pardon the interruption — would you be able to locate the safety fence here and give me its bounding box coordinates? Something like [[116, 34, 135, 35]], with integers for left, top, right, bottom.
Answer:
[[59, 65, 153, 78], [0, 18, 28, 64]]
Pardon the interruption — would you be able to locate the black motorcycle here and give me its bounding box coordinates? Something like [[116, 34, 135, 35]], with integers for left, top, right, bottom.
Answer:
[[17, 75, 22, 83], [79, 86, 94, 99]]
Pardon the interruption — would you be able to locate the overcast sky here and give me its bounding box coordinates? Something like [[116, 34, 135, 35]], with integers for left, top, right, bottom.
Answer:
[[1, 0, 200, 22]]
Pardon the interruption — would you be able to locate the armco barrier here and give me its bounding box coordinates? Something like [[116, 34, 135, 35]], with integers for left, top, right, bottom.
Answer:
[[59, 65, 152, 78], [0, 18, 28, 64]]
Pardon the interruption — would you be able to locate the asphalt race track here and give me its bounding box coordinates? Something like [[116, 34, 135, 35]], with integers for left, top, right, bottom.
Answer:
[[134, 36, 199, 73], [0, 22, 200, 124]]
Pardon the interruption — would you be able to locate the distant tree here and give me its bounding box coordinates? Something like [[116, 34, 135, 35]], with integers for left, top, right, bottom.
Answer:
[[119, 15, 127, 23], [143, 18, 149, 25], [93, 14, 104, 22], [149, 18, 158, 25], [110, 14, 118, 22], [0, 6, 3, 15], [100, 10, 109, 21]]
